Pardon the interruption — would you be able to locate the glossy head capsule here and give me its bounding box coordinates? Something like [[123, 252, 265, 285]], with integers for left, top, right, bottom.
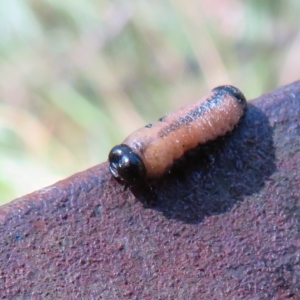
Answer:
[[108, 85, 247, 185], [108, 144, 146, 185]]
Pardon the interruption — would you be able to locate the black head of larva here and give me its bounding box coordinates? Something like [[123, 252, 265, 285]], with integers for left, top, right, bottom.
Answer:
[[108, 144, 146, 185], [212, 85, 247, 112]]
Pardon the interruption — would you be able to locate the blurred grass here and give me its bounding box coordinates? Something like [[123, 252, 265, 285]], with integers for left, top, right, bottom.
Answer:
[[0, 0, 300, 204]]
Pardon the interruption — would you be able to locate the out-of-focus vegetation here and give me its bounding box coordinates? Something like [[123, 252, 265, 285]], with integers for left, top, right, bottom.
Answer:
[[0, 0, 299, 204]]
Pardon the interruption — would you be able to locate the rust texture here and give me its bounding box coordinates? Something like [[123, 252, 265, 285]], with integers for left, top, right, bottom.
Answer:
[[1, 81, 300, 299]]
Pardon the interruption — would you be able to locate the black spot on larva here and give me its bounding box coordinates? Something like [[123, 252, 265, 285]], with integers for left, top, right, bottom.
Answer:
[[145, 124, 153, 128], [170, 121, 181, 131], [158, 127, 171, 138], [179, 115, 193, 125], [158, 117, 166, 122]]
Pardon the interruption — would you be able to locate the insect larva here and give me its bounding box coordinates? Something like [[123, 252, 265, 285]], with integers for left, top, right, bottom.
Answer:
[[108, 85, 247, 186]]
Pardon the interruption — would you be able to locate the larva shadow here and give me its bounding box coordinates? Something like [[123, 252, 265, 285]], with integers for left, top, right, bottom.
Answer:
[[131, 104, 276, 224]]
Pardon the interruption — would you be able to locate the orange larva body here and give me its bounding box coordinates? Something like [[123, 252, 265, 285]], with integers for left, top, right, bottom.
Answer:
[[109, 85, 247, 185]]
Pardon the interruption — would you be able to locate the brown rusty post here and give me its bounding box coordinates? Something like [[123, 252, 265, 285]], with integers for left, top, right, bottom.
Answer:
[[1, 81, 300, 299]]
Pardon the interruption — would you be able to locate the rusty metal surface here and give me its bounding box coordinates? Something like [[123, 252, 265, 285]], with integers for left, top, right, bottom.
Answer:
[[1, 81, 300, 299]]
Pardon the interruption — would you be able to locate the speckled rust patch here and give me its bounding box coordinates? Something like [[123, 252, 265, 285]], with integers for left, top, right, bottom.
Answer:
[[1, 81, 300, 299]]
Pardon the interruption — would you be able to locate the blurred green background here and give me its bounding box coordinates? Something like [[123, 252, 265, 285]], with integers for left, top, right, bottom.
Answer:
[[0, 0, 300, 205]]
